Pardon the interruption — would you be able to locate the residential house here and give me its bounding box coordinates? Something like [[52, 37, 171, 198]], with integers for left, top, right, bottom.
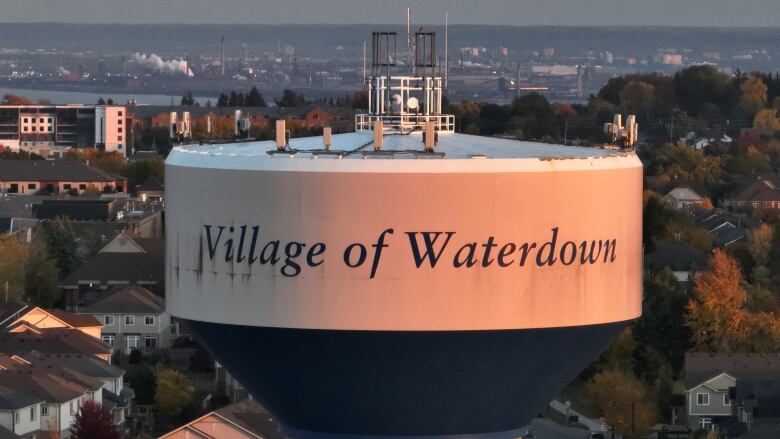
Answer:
[[62, 231, 164, 309], [158, 400, 283, 439], [724, 178, 780, 210], [0, 328, 112, 363], [684, 353, 780, 435], [20, 352, 131, 434], [3, 307, 102, 339], [0, 384, 44, 439], [662, 187, 705, 210], [695, 210, 757, 247], [644, 239, 709, 281], [136, 176, 164, 203], [79, 285, 172, 355], [0, 160, 126, 196]]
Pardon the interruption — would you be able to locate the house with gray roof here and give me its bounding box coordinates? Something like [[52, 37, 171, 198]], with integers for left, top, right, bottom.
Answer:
[[684, 353, 780, 435], [0, 385, 43, 439], [662, 186, 704, 210], [79, 285, 172, 355]]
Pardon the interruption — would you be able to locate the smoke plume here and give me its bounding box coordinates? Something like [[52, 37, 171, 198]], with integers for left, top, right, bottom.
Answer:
[[132, 53, 194, 76]]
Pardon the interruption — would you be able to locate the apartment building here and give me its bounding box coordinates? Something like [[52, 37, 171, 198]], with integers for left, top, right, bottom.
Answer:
[[0, 105, 128, 157]]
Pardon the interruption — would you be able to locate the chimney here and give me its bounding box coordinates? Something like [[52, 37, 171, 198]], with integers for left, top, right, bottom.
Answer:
[[424, 121, 436, 152], [323, 127, 332, 150], [276, 120, 286, 150], [374, 121, 383, 151]]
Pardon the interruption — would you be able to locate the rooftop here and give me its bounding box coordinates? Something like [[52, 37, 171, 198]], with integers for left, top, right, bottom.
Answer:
[[168, 132, 636, 173], [80, 285, 164, 315], [0, 160, 125, 183]]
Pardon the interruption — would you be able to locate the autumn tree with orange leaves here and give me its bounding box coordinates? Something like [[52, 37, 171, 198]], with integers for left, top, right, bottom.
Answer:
[[687, 249, 780, 352]]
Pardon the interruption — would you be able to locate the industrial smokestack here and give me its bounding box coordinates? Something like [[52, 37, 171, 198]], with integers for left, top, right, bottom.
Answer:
[[221, 35, 226, 77]]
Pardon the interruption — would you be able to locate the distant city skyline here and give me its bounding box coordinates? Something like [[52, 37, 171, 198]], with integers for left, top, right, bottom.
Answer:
[[2, 0, 779, 27]]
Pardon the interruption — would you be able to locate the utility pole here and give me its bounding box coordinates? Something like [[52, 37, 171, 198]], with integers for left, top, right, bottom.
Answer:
[[363, 41, 367, 85]]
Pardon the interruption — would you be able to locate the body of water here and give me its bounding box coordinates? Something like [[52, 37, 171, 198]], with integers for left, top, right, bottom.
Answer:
[[0, 87, 212, 106]]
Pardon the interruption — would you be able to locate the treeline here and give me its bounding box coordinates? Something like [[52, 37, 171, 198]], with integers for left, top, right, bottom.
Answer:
[[180, 87, 368, 110], [445, 65, 780, 144]]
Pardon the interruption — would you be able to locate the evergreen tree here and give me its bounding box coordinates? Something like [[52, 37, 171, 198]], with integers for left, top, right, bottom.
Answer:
[[180, 91, 195, 106], [245, 86, 266, 107], [216, 93, 229, 107]]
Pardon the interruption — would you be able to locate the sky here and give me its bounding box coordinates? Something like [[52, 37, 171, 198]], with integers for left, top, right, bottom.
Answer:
[[1, 0, 779, 27]]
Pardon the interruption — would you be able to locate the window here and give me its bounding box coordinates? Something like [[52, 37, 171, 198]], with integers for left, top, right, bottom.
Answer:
[[48, 126, 52, 132], [118, 135, 123, 141], [698, 417, 712, 429], [8, 184, 18, 194], [145, 316, 155, 326], [27, 183, 35, 190], [125, 335, 140, 353], [118, 119, 123, 125], [104, 315, 114, 325], [118, 111, 123, 116], [14, 411, 19, 425], [144, 335, 157, 349], [697, 393, 710, 406], [125, 315, 135, 325], [23, 118, 28, 123], [22, 126, 27, 132], [39, 118, 44, 123], [41, 405, 48, 416], [30, 406, 36, 421], [39, 127, 43, 132], [102, 335, 114, 346], [724, 393, 730, 406], [63, 184, 71, 190], [79, 184, 86, 190], [118, 127, 123, 133], [47, 118, 52, 123]]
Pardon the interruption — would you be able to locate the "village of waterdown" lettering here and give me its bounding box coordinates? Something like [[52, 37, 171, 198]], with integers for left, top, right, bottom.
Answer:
[[201, 225, 617, 279]]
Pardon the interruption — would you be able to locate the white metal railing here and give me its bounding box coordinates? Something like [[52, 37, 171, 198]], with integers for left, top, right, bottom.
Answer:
[[355, 114, 455, 133]]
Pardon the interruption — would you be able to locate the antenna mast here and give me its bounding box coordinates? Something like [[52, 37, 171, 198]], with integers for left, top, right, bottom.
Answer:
[[444, 11, 448, 90]]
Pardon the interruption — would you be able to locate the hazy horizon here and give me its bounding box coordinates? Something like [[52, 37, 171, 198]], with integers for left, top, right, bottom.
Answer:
[[1, 0, 778, 27]]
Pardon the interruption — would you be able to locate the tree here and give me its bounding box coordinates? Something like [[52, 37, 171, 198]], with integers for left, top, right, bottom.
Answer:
[[154, 368, 194, 417], [687, 250, 747, 352], [620, 81, 655, 117], [126, 365, 156, 405], [24, 234, 60, 307], [41, 218, 80, 278], [275, 89, 307, 107], [70, 399, 119, 439], [180, 91, 195, 106], [753, 108, 780, 130], [245, 86, 266, 107], [741, 76, 768, 109], [97, 97, 106, 105], [0, 234, 28, 303], [634, 268, 692, 374], [748, 223, 774, 267], [674, 65, 738, 117], [583, 369, 658, 438], [1, 94, 32, 105], [216, 93, 229, 107]]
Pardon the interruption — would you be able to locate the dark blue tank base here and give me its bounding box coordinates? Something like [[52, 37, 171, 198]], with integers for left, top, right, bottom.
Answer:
[[182, 319, 630, 437]]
